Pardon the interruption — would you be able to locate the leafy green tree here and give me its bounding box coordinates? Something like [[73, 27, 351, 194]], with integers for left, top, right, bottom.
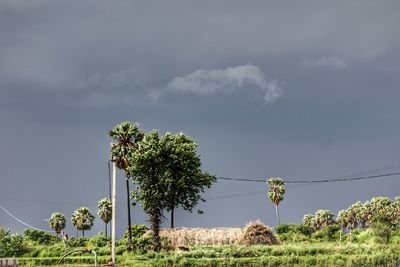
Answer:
[[267, 177, 286, 225], [97, 198, 112, 237], [48, 212, 66, 237], [127, 130, 215, 250], [109, 121, 144, 249], [161, 132, 215, 228], [71, 207, 95, 237]]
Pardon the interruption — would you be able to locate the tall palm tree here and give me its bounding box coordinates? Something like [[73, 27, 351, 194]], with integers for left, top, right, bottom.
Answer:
[[98, 198, 112, 237], [336, 210, 347, 242], [109, 121, 144, 249], [345, 205, 358, 242], [267, 177, 286, 225], [48, 212, 66, 237], [71, 207, 95, 237]]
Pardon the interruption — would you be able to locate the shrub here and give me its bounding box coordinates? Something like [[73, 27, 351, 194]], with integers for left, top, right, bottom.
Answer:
[[275, 224, 312, 243], [311, 225, 340, 242], [88, 232, 110, 247], [0, 228, 28, 257], [24, 229, 60, 245], [370, 216, 394, 244], [124, 224, 148, 239], [67, 237, 89, 247]]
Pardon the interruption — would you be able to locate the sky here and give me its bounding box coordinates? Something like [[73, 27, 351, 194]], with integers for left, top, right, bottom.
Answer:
[[1, 0, 400, 237]]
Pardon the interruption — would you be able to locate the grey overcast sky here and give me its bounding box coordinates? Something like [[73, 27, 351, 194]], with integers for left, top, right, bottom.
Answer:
[[1, 0, 400, 237]]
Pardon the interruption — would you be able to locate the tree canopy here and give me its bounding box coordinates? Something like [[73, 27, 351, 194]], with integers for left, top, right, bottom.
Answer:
[[71, 207, 95, 237]]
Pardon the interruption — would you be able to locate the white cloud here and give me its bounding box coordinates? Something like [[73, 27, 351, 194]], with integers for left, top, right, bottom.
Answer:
[[304, 57, 348, 70], [150, 64, 283, 103]]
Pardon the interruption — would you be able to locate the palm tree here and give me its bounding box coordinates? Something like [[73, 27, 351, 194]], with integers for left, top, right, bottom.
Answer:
[[314, 209, 335, 229], [303, 214, 316, 231], [370, 197, 391, 220], [98, 198, 112, 237], [352, 201, 367, 229], [109, 121, 144, 249], [337, 210, 347, 242], [345, 205, 358, 242], [267, 177, 286, 225], [48, 212, 66, 237], [71, 207, 95, 237]]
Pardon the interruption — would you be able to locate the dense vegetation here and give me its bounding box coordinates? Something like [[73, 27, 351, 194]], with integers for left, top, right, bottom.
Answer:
[[3, 193, 400, 266]]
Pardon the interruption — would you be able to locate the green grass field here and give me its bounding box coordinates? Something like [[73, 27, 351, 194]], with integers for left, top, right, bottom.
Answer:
[[17, 243, 400, 267]]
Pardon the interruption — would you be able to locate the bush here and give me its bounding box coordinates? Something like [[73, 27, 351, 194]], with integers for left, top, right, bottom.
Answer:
[[370, 216, 393, 244], [0, 228, 28, 257], [67, 237, 89, 247], [124, 224, 148, 239], [275, 224, 312, 243], [24, 229, 60, 245], [88, 232, 110, 248], [311, 225, 340, 242], [355, 229, 374, 244]]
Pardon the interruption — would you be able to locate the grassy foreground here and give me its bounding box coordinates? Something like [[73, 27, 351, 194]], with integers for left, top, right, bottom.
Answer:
[[18, 243, 400, 267]]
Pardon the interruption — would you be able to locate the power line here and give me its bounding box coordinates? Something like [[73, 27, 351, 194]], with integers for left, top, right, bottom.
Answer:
[[0, 203, 50, 232], [217, 171, 400, 184]]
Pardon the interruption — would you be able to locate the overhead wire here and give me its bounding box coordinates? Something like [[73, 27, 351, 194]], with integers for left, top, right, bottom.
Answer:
[[0, 203, 50, 232], [217, 171, 400, 184]]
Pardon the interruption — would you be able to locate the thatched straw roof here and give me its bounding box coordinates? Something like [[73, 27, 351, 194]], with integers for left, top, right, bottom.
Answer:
[[148, 227, 243, 248]]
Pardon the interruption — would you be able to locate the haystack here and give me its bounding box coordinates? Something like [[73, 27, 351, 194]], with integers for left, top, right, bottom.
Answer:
[[146, 227, 243, 248], [236, 221, 279, 246]]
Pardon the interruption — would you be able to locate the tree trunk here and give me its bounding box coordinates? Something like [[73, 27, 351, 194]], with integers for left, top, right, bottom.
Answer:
[[82, 230, 85, 237], [105, 223, 108, 238], [76, 228, 78, 238], [150, 211, 162, 251], [126, 177, 133, 251], [275, 204, 281, 225], [339, 229, 342, 243], [171, 208, 174, 228]]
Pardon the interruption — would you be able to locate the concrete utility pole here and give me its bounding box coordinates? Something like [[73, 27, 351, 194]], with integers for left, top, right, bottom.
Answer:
[[111, 161, 117, 266]]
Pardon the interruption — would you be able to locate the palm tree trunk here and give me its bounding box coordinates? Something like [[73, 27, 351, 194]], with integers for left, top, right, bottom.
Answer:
[[339, 229, 342, 243], [171, 208, 174, 228], [275, 204, 280, 225], [76, 228, 78, 238], [126, 177, 133, 251], [82, 230, 85, 237], [105, 223, 108, 237]]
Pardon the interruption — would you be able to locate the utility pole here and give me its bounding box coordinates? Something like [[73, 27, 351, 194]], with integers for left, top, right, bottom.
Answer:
[[111, 160, 117, 266]]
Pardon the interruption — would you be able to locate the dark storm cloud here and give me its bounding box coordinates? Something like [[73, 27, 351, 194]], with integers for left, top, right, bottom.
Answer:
[[1, 0, 400, 235]]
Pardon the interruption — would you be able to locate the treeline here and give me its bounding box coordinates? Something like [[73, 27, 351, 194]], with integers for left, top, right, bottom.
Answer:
[[275, 195, 400, 244], [46, 197, 112, 239]]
